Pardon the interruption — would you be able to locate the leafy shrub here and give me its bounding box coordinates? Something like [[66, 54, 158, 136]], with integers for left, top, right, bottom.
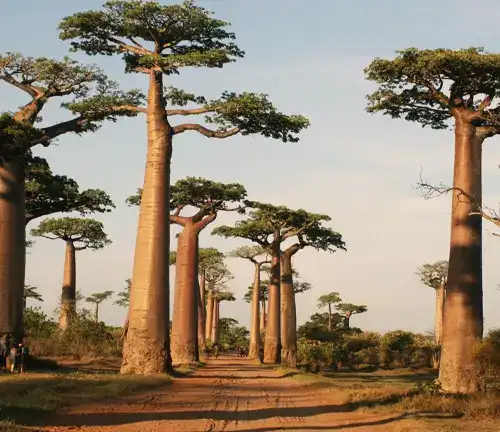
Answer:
[[477, 328, 500, 383], [380, 330, 415, 368]]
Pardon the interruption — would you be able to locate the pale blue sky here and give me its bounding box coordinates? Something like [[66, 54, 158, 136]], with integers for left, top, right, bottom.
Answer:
[[1, 0, 499, 333]]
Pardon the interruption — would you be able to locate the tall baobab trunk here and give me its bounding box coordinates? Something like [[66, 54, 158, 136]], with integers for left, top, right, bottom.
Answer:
[[433, 284, 445, 369], [198, 271, 207, 352], [59, 240, 76, 330], [343, 312, 351, 330], [264, 248, 281, 364], [0, 158, 26, 346], [171, 222, 199, 364], [280, 254, 297, 367], [211, 300, 220, 343], [439, 117, 484, 393], [249, 262, 262, 358], [327, 304, 332, 331], [205, 286, 215, 341], [260, 301, 266, 331], [121, 71, 172, 374]]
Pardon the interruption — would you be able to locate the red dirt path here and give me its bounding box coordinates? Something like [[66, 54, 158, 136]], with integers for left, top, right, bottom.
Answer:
[[41, 356, 442, 431]]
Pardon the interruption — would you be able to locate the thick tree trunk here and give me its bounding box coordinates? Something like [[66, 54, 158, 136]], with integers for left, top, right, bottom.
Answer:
[[328, 304, 332, 331], [171, 223, 199, 364], [439, 118, 484, 393], [211, 300, 220, 343], [198, 271, 207, 352], [260, 300, 266, 331], [280, 254, 297, 367], [248, 263, 261, 358], [343, 313, 351, 330], [121, 71, 172, 375], [205, 287, 215, 341], [0, 158, 25, 346], [433, 284, 445, 369], [264, 251, 281, 364], [59, 240, 76, 331]]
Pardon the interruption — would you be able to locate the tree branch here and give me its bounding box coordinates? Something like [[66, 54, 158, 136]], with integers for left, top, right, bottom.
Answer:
[[0, 75, 43, 98], [282, 243, 303, 257], [109, 36, 152, 56], [170, 214, 187, 226], [28, 116, 89, 148], [195, 212, 217, 233], [166, 107, 215, 116], [172, 123, 240, 138]]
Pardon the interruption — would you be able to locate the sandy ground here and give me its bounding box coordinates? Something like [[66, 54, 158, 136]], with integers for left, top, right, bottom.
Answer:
[[39, 356, 456, 432]]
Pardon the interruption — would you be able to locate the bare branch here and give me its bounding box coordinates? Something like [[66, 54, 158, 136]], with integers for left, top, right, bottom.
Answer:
[[172, 123, 240, 138], [166, 107, 215, 116]]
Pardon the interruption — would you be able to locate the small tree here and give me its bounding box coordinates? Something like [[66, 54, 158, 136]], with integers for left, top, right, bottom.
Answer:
[[60, 0, 309, 375], [229, 246, 269, 358], [127, 177, 246, 364], [365, 47, 500, 393], [336, 303, 367, 330], [23, 285, 43, 310], [205, 263, 233, 343], [30, 217, 111, 330], [25, 154, 114, 226], [416, 260, 448, 369], [244, 282, 269, 331], [0, 52, 139, 344], [114, 279, 131, 308], [211, 290, 236, 344], [214, 202, 345, 366], [317, 292, 342, 331], [85, 290, 114, 322]]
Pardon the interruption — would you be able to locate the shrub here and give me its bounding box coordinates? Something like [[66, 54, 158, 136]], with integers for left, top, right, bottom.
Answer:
[[477, 328, 500, 384]]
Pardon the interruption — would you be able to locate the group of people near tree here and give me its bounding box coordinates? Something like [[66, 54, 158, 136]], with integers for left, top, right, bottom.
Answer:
[[0, 339, 28, 374]]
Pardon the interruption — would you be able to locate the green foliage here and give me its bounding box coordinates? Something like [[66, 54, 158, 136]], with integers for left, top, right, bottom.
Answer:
[[297, 312, 344, 341], [114, 279, 131, 308], [214, 290, 235, 302], [59, 0, 244, 74], [205, 262, 233, 290], [365, 47, 500, 130], [0, 53, 143, 148], [59, 2, 309, 142], [380, 330, 416, 368], [213, 201, 345, 253], [219, 318, 249, 350], [23, 285, 43, 307], [25, 154, 114, 224], [477, 328, 500, 381], [317, 292, 342, 309], [30, 217, 112, 250], [24, 307, 57, 339], [243, 284, 268, 303], [127, 177, 247, 218], [199, 248, 225, 274], [416, 260, 448, 289], [229, 245, 269, 262], [336, 303, 368, 317]]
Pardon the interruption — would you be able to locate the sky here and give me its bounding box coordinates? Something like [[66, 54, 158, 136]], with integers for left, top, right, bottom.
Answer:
[[1, 0, 500, 334]]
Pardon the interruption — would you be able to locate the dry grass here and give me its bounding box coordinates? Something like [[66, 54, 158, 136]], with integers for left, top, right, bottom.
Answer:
[[277, 367, 500, 429]]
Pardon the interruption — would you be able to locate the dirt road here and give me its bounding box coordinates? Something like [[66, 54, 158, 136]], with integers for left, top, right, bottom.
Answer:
[[41, 357, 434, 432]]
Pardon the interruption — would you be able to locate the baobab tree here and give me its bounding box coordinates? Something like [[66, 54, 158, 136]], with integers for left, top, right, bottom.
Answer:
[[205, 262, 233, 343], [244, 283, 269, 331], [60, 0, 309, 374], [85, 290, 114, 321], [127, 177, 246, 364], [317, 292, 342, 331], [365, 47, 500, 393], [214, 202, 345, 366], [212, 290, 236, 344], [229, 246, 269, 358], [0, 53, 139, 345], [30, 217, 111, 330], [416, 260, 448, 369], [25, 154, 114, 226], [336, 303, 367, 330]]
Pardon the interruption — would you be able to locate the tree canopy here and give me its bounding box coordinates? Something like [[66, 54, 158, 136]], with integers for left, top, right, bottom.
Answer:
[[213, 201, 346, 255], [114, 278, 131, 308], [206, 262, 233, 291], [318, 292, 342, 309], [127, 177, 247, 229], [243, 284, 269, 303], [229, 245, 269, 263], [214, 290, 236, 302], [336, 303, 368, 317], [30, 217, 111, 250], [0, 52, 142, 154], [365, 47, 500, 133], [199, 248, 225, 275], [59, 1, 309, 142], [25, 154, 114, 225], [416, 260, 449, 290]]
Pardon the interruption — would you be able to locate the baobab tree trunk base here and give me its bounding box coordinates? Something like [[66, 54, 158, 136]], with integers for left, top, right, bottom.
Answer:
[[281, 349, 297, 368], [248, 342, 259, 359], [171, 338, 199, 366], [59, 301, 75, 331], [121, 332, 170, 375], [263, 341, 280, 364]]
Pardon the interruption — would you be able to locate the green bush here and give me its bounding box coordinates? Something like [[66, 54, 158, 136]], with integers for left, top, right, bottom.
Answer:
[[477, 328, 500, 382]]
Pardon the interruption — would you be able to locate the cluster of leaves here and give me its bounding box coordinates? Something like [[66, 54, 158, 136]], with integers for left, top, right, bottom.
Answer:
[[25, 153, 115, 224], [219, 317, 249, 350], [30, 217, 111, 250], [416, 260, 448, 289], [365, 47, 500, 130], [213, 201, 345, 253]]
